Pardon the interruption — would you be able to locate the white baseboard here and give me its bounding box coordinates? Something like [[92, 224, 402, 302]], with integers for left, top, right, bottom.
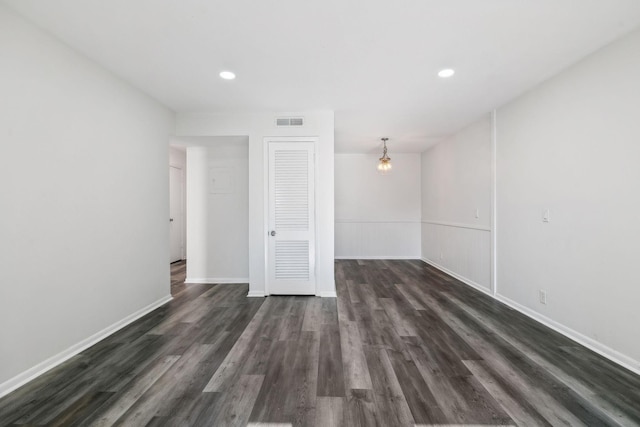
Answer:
[[419, 257, 640, 376], [335, 256, 421, 260], [496, 294, 640, 376], [247, 290, 266, 297], [0, 294, 173, 399], [318, 291, 338, 298], [420, 257, 493, 297], [185, 277, 249, 284]]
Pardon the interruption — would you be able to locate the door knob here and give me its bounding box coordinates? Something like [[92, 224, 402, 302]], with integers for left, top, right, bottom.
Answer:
[[270, 230, 276, 236]]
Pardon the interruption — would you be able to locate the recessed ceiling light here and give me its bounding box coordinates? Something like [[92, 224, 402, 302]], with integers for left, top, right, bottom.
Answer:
[[219, 71, 236, 80], [438, 68, 455, 78]]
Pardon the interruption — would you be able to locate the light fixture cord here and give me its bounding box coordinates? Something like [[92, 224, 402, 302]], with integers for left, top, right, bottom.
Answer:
[[381, 137, 389, 160]]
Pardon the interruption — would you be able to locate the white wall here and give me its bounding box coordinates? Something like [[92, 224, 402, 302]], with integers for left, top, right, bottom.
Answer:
[[496, 28, 640, 370], [185, 141, 249, 282], [0, 5, 175, 393], [335, 154, 421, 259], [175, 112, 335, 297], [421, 116, 492, 291]]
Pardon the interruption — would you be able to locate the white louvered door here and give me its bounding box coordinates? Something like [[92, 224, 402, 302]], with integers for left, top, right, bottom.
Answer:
[[267, 141, 315, 295]]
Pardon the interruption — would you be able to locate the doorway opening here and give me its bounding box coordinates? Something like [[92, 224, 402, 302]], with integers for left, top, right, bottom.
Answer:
[[171, 136, 250, 285], [169, 146, 186, 264]]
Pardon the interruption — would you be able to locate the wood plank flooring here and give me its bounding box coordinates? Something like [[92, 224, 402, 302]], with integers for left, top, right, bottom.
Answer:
[[1, 259, 639, 426]]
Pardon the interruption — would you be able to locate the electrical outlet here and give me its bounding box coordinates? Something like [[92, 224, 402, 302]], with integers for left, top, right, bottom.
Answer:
[[475, 208, 480, 219], [539, 290, 547, 305], [439, 251, 443, 260], [543, 208, 550, 223]]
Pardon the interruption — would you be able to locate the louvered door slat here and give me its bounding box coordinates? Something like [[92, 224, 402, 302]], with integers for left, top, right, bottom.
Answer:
[[275, 149, 309, 231]]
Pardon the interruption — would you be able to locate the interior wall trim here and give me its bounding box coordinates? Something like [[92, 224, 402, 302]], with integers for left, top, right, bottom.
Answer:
[[317, 291, 338, 298], [421, 257, 493, 297], [421, 220, 491, 232], [335, 219, 421, 224], [0, 295, 173, 399], [184, 277, 249, 284], [490, 109, 498, 296], [496, 294, 640, 376], [247, 291, 266, 298], [336, 256, 422, 260]]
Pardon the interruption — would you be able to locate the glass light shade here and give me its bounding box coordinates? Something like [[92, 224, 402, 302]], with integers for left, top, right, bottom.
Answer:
[[378, 158, 392, 174]]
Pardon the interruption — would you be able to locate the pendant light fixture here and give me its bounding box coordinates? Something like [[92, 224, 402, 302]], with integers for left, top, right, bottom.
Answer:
[[377, 137, 392, 174]]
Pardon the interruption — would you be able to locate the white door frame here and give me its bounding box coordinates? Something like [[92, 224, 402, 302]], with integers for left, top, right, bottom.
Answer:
[[263, 136, 318, 296]]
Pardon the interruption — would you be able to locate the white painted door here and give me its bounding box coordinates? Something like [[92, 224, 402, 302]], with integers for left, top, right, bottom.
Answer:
[[267, 141, 316, 294], [169, 166, 184, 263]]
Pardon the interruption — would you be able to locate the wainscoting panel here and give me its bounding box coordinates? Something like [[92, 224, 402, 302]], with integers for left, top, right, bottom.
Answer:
[[335, 221, 421, 259], [421, 221, 491, 291]]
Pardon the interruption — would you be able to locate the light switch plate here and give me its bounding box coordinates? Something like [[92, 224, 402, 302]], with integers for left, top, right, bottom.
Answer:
[[539, 290, 547, 304]]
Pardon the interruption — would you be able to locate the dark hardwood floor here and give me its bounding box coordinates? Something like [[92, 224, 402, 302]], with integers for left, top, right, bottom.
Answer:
[[1, 259, 639, 426]]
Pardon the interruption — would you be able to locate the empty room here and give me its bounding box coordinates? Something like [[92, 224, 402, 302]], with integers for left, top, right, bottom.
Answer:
[[1, 0, 640, 426]]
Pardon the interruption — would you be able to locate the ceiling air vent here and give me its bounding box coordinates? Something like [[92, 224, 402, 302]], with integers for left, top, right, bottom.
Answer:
[[275, 117, 304, 127]]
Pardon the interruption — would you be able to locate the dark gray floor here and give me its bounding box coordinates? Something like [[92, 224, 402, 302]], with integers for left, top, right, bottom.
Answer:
[[1, 259, 639, 426]]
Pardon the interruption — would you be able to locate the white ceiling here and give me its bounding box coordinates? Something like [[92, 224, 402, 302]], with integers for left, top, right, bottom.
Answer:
[[4, 0, 640, 153]]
